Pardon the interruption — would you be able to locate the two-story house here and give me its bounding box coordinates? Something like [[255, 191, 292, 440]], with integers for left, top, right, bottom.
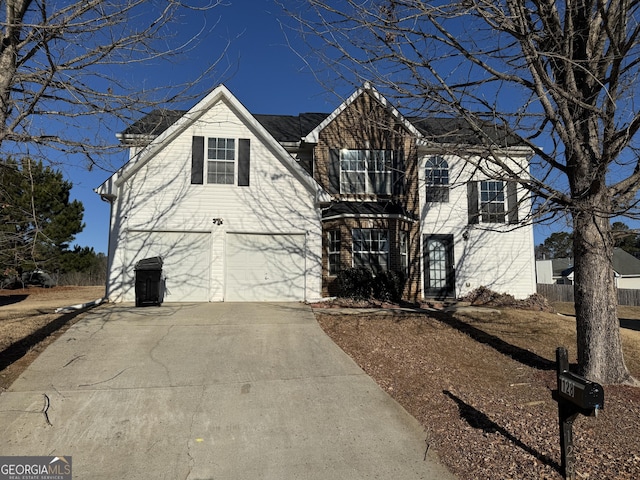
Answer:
[[96, 83, 536, 303]]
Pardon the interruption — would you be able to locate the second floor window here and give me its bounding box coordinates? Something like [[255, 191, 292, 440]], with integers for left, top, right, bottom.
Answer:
[[480, 180, 506, 223], [425, 156, 449, 202], [468, 180, 518, 225], [340, 149, 392, 195], [207, 138, 235, 184]]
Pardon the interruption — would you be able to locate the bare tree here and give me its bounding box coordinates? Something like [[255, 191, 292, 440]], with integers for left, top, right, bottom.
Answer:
[[284, 0, 640, 384], [0, 0, 229, 272], [0, 0, 228, 168]]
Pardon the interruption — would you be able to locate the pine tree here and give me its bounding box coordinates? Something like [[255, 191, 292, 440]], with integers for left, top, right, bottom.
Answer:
[[0, 158, 84, 276]]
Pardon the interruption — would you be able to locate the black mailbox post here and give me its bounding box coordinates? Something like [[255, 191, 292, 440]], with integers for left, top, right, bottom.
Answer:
[[134, 256, 163, 307], [555, 347, 604, 480]]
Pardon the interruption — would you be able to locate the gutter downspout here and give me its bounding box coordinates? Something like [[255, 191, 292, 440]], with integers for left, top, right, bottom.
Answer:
[[97, 192, 117, 302]]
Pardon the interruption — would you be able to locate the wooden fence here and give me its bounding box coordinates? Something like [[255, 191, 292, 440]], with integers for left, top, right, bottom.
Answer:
[[537, 283, 640, 307]]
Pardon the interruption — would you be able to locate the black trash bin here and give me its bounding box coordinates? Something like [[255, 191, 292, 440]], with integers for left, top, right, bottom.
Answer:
[[134, 256, 163, 307]]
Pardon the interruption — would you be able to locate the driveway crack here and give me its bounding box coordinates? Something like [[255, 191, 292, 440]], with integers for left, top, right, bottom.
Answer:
[[183, 384, 205, 480], [150, 325, 174, 385], [77, 367, 131, 387]]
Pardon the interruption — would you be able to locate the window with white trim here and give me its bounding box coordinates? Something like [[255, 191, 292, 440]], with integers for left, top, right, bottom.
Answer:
[[207, 138, 235, 184], [425, 156, 449, 202], [400, 231, 409, 274], [480, 180, 506, 223], [328, 230, 341, 275], [340, 149, 392, 195], [352, 229, 388, 274]]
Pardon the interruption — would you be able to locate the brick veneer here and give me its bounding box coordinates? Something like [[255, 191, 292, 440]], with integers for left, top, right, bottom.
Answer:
[[313, 91, 423, 301]]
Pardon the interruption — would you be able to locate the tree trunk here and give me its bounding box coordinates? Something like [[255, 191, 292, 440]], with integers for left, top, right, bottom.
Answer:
[[572, 207, 632, 384]]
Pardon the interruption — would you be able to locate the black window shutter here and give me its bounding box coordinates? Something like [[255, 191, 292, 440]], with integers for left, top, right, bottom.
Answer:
[[507, 181, 519, 224], [238, 138, 250, 186], [467, 182, 479, 224], [191, 136, 204, 185], [328, 149, 340, 194]]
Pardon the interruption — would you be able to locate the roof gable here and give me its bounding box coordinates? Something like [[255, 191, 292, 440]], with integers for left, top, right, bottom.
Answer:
[[97, 85, 329, 201], [303, 83, 423, 143]]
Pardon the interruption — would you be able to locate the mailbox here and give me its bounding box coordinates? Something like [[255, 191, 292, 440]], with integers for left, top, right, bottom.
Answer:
[[558, 370, 604, 413], [555, 347, 605, 480]]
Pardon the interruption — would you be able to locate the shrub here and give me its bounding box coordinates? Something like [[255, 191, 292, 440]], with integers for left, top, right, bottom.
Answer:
[[372, 270, 406, 303], [336, 267, 373, 300]]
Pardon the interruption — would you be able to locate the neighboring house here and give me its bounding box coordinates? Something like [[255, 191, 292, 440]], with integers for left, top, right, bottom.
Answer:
[[536, 258, 574, 284], [543, 249, 640, 289], [96, 83, 536, 303]]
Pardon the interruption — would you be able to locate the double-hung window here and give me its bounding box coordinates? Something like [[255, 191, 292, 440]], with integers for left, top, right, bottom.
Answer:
[[352, 229, 388, 274], [480, 181, 506, 223], [340, 149, 392, 195], [192, 136, 250, 186], [207, 138, 235, 184], [425, 156, 449, 202]]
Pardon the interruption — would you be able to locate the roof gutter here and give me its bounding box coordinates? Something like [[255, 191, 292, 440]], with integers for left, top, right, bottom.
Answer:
[[321, 212, 417, 223]]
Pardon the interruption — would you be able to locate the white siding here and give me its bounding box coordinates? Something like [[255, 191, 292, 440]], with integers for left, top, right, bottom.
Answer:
[[419, 154, 536, 299], [106, 97, 322, 302], [125, 231, 210, 302], [616, 276, 640, 290], [536, 260, 554, 284]]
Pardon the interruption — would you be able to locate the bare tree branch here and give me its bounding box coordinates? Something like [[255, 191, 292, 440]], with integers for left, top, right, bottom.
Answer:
[[1, 0, 229, 169], [283, 0, 640, 384]]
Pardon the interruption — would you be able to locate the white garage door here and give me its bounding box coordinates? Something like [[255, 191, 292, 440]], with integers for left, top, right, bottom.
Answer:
[[225, 233, 306, 301], [126, 230, 211, 302]]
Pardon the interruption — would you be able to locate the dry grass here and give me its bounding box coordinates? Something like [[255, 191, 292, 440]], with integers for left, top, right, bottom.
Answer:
[[315, 305, 640, 479], [1, 288, 638, 478], [0, 286, 104, 390]]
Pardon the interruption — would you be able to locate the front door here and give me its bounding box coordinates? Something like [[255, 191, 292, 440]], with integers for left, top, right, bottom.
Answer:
[[424, 235, 455, 299]]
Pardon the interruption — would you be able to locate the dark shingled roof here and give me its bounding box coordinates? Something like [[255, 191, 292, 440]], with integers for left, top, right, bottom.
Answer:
[[121, 109, 187, 136], [410, 117, 525, 147], [612, 248, 640, 276], [120, 109, 524, 147], [322, 201, 418, 220], [253, 113, 330, 143], [558, 248, 640, 277], [551, 258, 574, 277]]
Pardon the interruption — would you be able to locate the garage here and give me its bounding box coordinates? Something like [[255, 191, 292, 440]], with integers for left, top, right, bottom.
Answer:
[[225, 233, 306, 301], [125, 230, 211, 302]]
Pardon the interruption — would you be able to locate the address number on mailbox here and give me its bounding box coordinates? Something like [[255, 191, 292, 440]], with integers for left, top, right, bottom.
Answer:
[[560, 376, 575, 397]]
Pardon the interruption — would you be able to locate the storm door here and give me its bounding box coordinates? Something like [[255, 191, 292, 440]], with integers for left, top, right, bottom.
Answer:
[[424, 235, 455, 299]]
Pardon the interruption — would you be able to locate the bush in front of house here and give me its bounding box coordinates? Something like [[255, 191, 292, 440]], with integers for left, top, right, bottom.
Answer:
[[336, 267, 406, 302], [336, 267, 373, 300], [372, 270, 406, 303]]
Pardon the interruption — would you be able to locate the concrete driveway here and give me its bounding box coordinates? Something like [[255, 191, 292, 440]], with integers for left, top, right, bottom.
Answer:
[[0, 302, 455, 479]]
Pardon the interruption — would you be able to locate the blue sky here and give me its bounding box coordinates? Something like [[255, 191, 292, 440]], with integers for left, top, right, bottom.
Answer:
[[66, 1, 564, 254]]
